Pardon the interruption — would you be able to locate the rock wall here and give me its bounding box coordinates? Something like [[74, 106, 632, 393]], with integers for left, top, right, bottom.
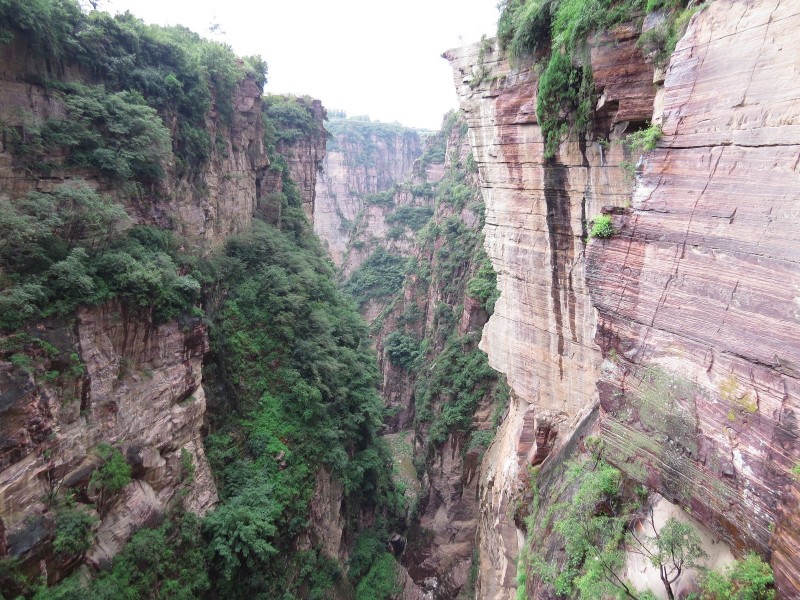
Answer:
[[447, 0, 800, 598], [0, 303, 215, 581], [0, 37, 268, 249], [446, 23, 657, 598], [587, 1, 800, 595], [0, 32, 330, 587], [314, 120, 423, 274]]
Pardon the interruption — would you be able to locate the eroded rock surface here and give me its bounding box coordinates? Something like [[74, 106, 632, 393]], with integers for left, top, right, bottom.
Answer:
[[0, 303, 215, 580], [446, 25, 656, 598], [587, 1, 800, 594]]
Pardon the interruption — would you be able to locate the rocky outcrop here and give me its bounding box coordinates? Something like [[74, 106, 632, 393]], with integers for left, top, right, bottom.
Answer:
[[0, 302, 215, 581], [587, 1, 800, 594], [448, 0, 800, 598], [0, 38, 268, 248], [314, 119, 422, 274], [270, 98, 328, 220]]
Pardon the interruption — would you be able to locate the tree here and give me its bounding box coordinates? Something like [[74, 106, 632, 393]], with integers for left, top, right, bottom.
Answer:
[[629, 513, 708, 600]]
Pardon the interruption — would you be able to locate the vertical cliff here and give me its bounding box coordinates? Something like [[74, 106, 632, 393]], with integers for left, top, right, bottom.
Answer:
[[447, 0, 800, 598], [0, 7, 335, 591], [446, 24, 657, 597], [314, 118, 423, 275]]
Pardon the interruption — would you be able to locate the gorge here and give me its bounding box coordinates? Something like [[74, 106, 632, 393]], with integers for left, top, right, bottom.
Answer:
[[0, 1, 798, 599]]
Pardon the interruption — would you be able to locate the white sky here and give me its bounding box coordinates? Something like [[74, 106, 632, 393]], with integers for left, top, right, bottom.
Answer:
[[105, 0, 499, 130]]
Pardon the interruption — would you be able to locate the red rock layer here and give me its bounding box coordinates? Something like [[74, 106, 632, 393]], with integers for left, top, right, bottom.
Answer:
[[446, 24, 656, 599], [586, 1, 800, 596]]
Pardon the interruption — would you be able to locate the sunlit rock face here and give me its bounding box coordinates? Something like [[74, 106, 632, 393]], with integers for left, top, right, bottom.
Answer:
[[448, 0, 800, 597]]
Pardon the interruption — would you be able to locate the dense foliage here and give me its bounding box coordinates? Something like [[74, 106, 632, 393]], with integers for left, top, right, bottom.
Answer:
[[0, 183, 200, 330], [0, 0, 267, 171], [497, 0, 694, 158], [345, 247, 407, 308]]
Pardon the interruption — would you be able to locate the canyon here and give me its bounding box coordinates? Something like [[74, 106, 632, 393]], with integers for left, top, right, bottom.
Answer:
[[0, 0, 798, 598]]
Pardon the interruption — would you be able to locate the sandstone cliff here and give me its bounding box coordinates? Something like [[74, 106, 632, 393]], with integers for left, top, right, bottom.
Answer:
[[0, 17, 330, 587], [446, 0, 800, 597], [314, 118, 423, 275]]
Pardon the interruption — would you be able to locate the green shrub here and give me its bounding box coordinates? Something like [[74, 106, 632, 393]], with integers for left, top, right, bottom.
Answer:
[[537, 50, 594, 159], [699, 554, 775, 600], [385, 206, 434, 231], [53, 508, 96, 557], [626, 124, 663, 154], [90, 444, 132, 495], [466, 251, 499, 315], [355, 553, 400, 600], [384, 331, 422, 370], [345, 248, 406, 308], [589, 214, 614, 239]]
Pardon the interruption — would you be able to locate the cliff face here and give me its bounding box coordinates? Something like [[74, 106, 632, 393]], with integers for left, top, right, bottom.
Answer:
[[0, 303, 215, 580], [588, 1, 800, 594], [447, 0, 800, 598], [0, 39, 268, 248], [446, 24, 657, 598], [314, 119, 422, 274], [0, 26, 330, 585]]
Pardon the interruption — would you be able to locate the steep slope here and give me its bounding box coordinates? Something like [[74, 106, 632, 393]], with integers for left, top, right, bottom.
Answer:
[[314, 118, 423, 275], [447, 0, 800, 598], [0, 5, 397, 598]]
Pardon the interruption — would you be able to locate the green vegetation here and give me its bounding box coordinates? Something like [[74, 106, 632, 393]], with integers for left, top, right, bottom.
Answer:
[[589, 214, 614, 239], [89, 444, 132, 513], [0, 0, 266, 171], [263, 94, 325, 147], [35, 511, 210, 600], [0, 184, 202, 330], [631, 514, 707, 600], [638, 2, 704, 67], [417, 334, 499, 445], [497, 0, 697, 158], [385, 205, 434, 231], [626, 124, 663, 154], [698, 554, 775, 600], [384, 331, 423, 370], [364, 189, 397, 207], [467, 249, 500, 315], [345, 247, 406, 308], [53, 507, 97, 558], [354, 552, 401, 600]]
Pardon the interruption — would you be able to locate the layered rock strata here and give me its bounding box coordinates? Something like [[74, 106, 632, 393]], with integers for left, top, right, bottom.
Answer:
[[446, 23, 658, 598], [587, 1, 800, 594], [314, 120, 422, 273], [448, 0, 800, 597], [0, 303, 216, 580]]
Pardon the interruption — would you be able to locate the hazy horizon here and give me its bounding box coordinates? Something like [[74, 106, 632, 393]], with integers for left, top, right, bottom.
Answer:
[[105, 0, 499, 130]]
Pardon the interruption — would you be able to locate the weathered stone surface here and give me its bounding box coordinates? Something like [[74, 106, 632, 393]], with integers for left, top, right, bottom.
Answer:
[[0, 38, 268, 248], [0, 303, 216, 580], [586, 2, 800, 596], [445, 27, 656, 598], [313, 122, 422, 274]]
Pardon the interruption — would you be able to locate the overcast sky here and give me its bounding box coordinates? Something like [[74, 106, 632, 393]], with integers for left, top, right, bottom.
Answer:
[[105, 0, 499, 130]]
